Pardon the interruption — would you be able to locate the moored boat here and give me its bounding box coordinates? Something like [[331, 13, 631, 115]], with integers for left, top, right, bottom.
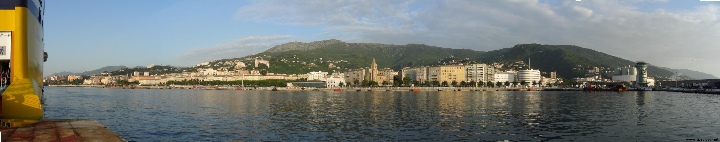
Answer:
[[1, 0, 47, 127]]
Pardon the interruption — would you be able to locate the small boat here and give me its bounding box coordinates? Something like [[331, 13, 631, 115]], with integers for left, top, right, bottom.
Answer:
[[271, 87, 278, 91], [334, 88, 342, 92], [412, 88, 421, 92]]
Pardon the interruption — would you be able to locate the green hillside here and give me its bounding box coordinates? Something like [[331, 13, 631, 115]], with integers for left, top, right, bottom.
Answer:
[[479, 44, 674, 79], [202, 40, 485, 74], [195, 40, 679, 80]]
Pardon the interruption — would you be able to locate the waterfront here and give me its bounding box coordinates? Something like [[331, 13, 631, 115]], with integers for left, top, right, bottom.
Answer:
[[43, 87, 720, 141]]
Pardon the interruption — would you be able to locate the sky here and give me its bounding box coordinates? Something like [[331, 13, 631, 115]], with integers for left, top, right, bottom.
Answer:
[[44, 0, 720, 77]]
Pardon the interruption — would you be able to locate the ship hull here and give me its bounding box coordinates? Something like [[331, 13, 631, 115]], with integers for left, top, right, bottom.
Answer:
[[0, 0, 45, 127]]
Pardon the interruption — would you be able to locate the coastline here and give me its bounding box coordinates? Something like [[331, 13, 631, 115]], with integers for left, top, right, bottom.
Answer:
[[46, 85, 720, 94]]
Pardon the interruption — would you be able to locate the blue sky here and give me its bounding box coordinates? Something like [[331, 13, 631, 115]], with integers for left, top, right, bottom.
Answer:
[[45, 0, 720, 77]]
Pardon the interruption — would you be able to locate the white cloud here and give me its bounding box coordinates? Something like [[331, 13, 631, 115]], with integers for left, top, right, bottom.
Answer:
[[235, 0, 720, 77], [178, 35, 294, 64]]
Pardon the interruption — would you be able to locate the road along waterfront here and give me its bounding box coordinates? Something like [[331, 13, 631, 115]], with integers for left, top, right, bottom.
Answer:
[[42, 87, 720, 141]]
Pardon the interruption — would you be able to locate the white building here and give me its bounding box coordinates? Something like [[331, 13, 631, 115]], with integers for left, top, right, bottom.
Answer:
[[465, 64, 495, 83], [494, 71, 516, 83], [517, 69, 541, 84], [324, 73, 346, 88], [307, 71, 329, 81], [198, 68, 218, 76]]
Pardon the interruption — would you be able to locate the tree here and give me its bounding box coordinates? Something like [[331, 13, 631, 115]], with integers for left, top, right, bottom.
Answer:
[[496, 81, 502, 87], [354, 80, 360, 87], [338, 82, 344, 87], [460, 81, 467, 87], [369, 81, 378, 86], [532, 81, 538, 87], [477, 81, 484, 87], [451, 81, 458, 87], [513, 81, 519, 87], [504, 81, 510, 87], [362, 80, 369, 87], [382, 81, 389, 86], [442, 81, 449, 87], [260, 70, 268, 76], [424, 81, 431, 87], [521, 81, 528, 87], [432, 81, 440, 87], [403, 77, 412, 87], [469, 81, 477, 87], [487, 81, 494, 88]]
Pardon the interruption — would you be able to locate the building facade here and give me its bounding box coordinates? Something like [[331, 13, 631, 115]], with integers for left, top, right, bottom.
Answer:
[[517, 69, 541, 84], [307, 71, 329, 81], [401, 67, 428, 82], [465, 64, 495, 83]]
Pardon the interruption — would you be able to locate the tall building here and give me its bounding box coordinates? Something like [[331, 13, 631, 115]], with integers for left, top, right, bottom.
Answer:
[[635, 62, 649, 87], [345, 69, 365, 85], [428, 65, 466, 85], [465, 64, 495, 83], [401, 67, 428, 82]]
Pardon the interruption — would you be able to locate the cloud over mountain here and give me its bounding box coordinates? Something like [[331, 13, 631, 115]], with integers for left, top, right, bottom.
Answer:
[[234, 0, 720, 77], [179, 35, 294, 63]]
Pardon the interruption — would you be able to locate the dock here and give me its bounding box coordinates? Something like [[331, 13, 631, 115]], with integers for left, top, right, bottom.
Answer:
[[0, 119, 124, 142]]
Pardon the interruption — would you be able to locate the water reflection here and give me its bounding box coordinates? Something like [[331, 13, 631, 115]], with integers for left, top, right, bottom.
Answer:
[[42, 87, 720, 141]]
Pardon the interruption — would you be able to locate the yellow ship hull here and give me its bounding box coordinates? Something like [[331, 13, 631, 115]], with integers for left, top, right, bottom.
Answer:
[[0, 1, 46, 127]]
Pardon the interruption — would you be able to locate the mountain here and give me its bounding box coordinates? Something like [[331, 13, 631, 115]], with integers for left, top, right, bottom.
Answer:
[[50, 66, 128, 76], [195, 39, 486, 74], [476, 44, 675, 79], [195, 40, 693, 80], [657, 67, 719, 79], [60, 40, 711, 81]]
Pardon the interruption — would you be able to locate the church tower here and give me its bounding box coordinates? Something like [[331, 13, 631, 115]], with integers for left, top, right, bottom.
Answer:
[[367, 58, 379, 82]]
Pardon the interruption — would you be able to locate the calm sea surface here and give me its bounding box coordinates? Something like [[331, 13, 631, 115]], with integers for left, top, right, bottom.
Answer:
[[42, 87, 720, 141]]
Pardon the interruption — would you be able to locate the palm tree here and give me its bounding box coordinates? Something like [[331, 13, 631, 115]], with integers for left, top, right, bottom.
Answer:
[[505, 81, 510, 87], [532, 81, 538, 87]]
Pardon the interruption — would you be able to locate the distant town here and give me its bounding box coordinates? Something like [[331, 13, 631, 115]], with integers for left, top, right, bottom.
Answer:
[[44, 56, 710, 89]]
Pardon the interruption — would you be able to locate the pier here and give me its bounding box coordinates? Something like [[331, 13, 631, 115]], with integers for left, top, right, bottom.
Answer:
[[0, 119, 124, 142]]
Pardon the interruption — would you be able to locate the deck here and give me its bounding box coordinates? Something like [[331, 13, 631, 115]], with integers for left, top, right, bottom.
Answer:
[[0, 119, 124, 142]]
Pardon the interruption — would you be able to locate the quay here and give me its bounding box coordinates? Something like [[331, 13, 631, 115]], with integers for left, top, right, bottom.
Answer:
[[0, 119, 124, 142]]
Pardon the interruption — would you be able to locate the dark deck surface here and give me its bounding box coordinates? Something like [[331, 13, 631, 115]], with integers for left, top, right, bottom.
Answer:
[[0, 119, 124, 142]]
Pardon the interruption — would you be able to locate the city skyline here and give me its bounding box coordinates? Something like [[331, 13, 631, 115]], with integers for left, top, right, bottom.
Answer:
[[44, 0, 720, 77]]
